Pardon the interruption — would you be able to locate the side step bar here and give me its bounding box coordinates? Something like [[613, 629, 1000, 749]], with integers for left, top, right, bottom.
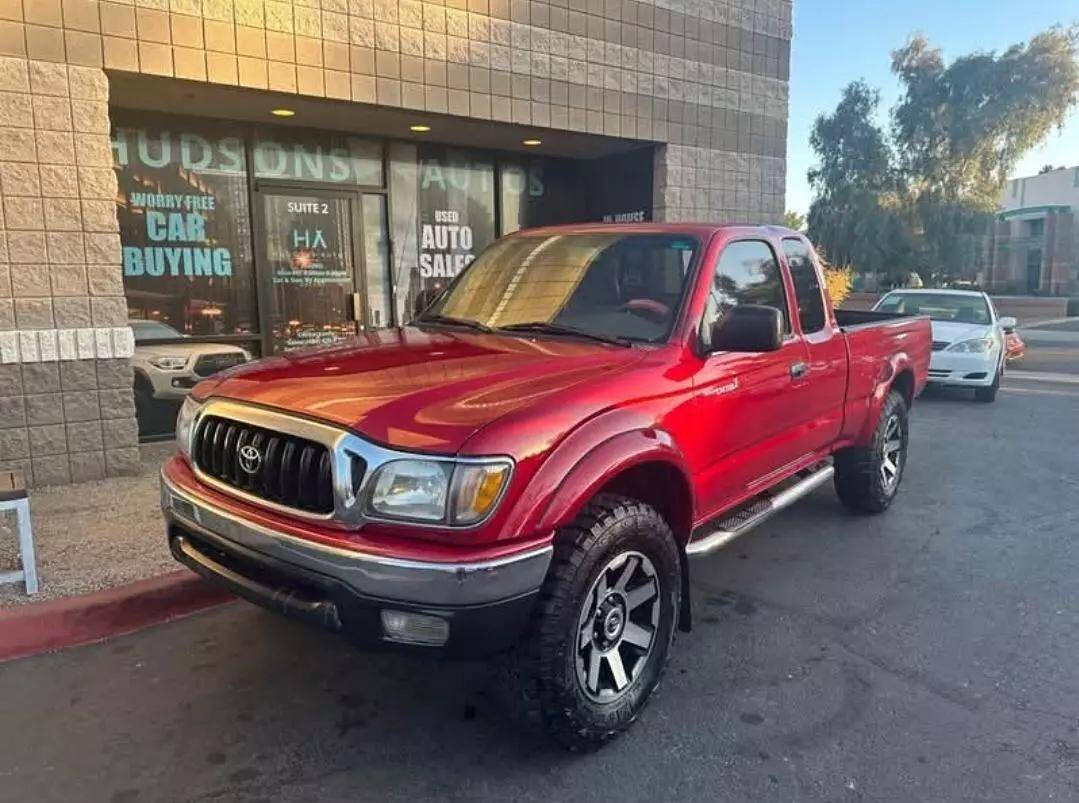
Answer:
[[686, 464, 835, 558]]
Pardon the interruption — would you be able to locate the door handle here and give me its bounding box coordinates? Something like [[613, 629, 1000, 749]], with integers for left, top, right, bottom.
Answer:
[[789, 361, 808, 379]]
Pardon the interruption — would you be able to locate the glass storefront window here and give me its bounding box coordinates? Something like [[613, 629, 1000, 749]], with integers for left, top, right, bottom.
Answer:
[[500, 160, 586, 235], [253, 130, 383, 186], [113, 123, 256, 336], [362, 194, 393, 329], [259, 191, 359, 352], [389, 143, 496, 321]]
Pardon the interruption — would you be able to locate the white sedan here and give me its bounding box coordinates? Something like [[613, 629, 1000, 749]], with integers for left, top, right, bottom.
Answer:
[[872, 289, 1016, 403]]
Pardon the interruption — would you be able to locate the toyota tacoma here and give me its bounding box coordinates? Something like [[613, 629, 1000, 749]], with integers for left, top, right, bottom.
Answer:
[[161, 224, 931, 749]]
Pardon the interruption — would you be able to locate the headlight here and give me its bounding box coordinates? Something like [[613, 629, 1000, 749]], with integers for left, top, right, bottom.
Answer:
[[946, 337, 995, 353], [175, 396, 202, 460], [367, 458, 512, 525], [150, 355, 188, 370]]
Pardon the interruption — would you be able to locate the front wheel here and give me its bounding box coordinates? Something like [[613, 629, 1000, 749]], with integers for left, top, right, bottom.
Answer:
[[499, 494, 681, 751], [974, 367, 1000, 403], [834, 389, 909, 513]]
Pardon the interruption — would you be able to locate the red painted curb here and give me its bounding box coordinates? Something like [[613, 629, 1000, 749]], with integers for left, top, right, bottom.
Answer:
[[0, 571, 233, 663]]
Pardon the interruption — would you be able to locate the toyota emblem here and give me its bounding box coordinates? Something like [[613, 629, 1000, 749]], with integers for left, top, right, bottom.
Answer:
[[238, 444, 262, 474]]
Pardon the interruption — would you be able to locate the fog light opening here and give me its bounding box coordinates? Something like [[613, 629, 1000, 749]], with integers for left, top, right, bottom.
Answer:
[[380, 609, 450, 646]]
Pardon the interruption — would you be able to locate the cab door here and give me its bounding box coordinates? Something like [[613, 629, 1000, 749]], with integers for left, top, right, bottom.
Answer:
[[687, 238, 812, 520], [780, 237, 847, 454]]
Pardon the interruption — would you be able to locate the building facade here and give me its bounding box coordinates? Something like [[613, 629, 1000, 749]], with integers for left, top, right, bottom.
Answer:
[[988, 166, 1078, 296], [0, 0, 792, 486]]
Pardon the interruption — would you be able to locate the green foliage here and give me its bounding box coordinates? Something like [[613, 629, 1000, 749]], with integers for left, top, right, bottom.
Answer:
[[783, 210, 806, 231], [807, 26, 1079, 283]]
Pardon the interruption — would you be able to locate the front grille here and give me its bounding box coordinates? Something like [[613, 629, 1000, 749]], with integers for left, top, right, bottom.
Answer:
[[194, 352, 247, 378], [932, 341, 950, 352], [192, 415, 340, 514]]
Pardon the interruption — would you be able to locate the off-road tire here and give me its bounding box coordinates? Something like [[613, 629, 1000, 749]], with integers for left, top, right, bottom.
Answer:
[[834, 389, 909, 513], [498, 494, 681, 751], [974, 367, 1000, 403]]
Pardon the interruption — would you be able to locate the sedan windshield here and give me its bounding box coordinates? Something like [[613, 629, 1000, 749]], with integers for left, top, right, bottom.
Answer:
[[876, 292, 991, 325], [419, 233, 700, 344]]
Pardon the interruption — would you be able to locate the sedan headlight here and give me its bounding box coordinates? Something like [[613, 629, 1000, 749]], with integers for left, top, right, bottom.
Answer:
[[175, 396, 202, 460], [367, 458, 512, 525], [150, 355, 188, 370], [946, 336, 995, 353]]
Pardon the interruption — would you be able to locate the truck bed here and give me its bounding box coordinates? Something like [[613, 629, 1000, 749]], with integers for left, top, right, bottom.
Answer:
[[837, 309, 932, 441], [834, 308, 916, 331]]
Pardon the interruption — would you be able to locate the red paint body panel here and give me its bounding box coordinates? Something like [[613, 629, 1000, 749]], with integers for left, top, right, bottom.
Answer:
[[180, 223, 932, 560]]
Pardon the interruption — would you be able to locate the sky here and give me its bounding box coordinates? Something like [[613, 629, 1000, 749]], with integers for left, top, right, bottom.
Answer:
[[786, 0, 1079, 216]]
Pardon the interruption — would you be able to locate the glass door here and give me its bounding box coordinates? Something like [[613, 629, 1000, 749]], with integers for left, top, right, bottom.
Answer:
[[256, 187, 363, 353]]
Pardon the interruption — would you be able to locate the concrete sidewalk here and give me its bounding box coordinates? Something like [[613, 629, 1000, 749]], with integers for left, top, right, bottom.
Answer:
[[0, 442, 175, 607]]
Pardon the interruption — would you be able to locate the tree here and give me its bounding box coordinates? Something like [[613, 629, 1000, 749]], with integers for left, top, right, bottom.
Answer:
[[807, 26, 1079, 284], [806, 81, 917, 282], [783, 210, 806, 231], [1038, 164, 1063, 174]]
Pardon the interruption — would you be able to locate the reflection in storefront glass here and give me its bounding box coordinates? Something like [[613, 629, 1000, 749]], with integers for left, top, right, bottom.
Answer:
[[362, 194, 393, 329], [261, 192, 358, 352], [130, 322, 257, 438]]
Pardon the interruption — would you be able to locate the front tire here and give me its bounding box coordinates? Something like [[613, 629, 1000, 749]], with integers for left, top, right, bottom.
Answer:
[[500, 494, 681, 751], [834, 389, 909, 513], [974, 367, 1000, 403]]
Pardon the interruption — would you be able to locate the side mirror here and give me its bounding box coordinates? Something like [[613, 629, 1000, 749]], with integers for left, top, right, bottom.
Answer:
[[709, 305, 784, 353], [998, 316, 1017, 334]]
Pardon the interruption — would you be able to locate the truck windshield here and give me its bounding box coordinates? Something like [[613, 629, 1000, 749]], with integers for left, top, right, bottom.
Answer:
[[419, 232, 701, 344], [876, 292, 991, 325]]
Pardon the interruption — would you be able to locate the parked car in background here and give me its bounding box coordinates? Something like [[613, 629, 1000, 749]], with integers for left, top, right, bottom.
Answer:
[[160, 224, 931, 748], [872, 289, 1015, 402], [130, 321, 251, 430]]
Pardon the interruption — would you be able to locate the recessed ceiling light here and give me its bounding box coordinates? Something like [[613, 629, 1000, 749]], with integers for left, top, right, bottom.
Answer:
[[410, 124, 432, 132], [271, 108, 295, 117], [522, 138, 542, 146]]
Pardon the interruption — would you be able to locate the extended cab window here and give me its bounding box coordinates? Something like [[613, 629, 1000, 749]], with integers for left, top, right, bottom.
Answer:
[[782, 238, 827, 333], [700, 240, 789, 349]]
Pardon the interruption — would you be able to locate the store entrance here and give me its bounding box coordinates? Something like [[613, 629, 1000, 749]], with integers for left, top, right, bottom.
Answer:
[[255, 186, 392, 354]]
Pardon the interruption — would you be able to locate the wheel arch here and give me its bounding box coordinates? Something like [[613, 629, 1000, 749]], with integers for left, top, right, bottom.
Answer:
[[532, 431, 696, 633], [890, 367, 915, 409]]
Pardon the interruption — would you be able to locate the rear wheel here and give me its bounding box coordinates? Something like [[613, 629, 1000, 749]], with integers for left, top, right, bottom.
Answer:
[[499, 494, 681, 751], [974, 367, 1000, 403], [834, 390, 909, 513]]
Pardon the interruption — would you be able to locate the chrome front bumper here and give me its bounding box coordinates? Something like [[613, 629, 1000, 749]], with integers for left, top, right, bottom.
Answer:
[[160, 472, 552, 608]]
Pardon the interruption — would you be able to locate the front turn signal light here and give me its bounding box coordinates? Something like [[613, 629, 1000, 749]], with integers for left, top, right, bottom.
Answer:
[[449, 462, 512, 525]]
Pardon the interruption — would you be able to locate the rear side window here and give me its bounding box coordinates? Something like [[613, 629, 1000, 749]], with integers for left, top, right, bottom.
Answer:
[[701, 240, 789, 345], [782, 239, 827, 334]]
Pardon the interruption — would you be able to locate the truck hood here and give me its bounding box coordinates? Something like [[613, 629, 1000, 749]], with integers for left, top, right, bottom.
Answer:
[[198, 327, 645, 453]]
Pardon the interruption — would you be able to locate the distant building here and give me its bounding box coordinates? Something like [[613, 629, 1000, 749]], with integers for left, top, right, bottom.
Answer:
[[988, 167, 1078, 295]]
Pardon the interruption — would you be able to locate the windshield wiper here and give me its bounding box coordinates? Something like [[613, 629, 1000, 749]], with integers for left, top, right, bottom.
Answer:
[[497, 321, 632, 347], [416, 314, 494, 333]]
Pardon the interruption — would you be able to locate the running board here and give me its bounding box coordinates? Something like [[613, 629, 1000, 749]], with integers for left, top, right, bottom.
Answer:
[[686, 464, 835, 558]]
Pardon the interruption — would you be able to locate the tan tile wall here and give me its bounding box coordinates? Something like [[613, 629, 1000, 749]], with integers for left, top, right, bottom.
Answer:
[[0, 46, 137, 484]]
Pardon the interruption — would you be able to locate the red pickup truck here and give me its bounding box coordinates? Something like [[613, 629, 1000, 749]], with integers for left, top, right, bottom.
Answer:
[[161, 224, 930, 748]]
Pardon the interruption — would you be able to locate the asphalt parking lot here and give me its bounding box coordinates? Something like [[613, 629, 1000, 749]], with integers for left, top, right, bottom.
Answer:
[[3, 366, 1079, 802]]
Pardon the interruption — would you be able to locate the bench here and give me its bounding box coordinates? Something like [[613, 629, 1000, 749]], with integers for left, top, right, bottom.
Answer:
[[0, 471, 37, 595]]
